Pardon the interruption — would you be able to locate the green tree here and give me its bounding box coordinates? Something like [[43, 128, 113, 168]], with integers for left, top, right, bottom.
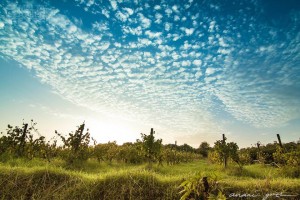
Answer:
[[213, 136, 240, 168], [105, 141, 119, 163], [140, 128, 162, 167], [0, 121, 46, 160], [198, 142, 210, 158], [55, 123, 90, 164], [117, 142, 144, 164]]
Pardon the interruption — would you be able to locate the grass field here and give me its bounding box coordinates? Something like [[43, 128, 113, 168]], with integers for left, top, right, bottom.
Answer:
[[0, 158, 299, 199]]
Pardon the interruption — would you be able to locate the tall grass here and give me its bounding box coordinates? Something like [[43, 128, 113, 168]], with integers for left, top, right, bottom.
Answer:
[[0, 164, 181, 199], [0, 159, 299, 199]]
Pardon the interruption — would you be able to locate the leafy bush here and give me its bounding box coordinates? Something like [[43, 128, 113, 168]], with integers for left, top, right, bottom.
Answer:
[[212, 137, 240, 167], [179, 172, 225, 200], [198, 142, 210, 158], [140, 128, 162, 166], [117, 142, 144, 164], [93, 141, 120, 163], [0, 121, 46, 160], [55, 123, 90, 164]]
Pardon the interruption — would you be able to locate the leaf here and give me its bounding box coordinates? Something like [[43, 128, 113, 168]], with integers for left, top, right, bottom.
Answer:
[[180, 190, 191, 200], [179, 180, 189, 187]]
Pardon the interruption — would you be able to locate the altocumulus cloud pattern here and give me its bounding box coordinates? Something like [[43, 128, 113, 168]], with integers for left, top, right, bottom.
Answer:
[[0, 0, 300, 136]]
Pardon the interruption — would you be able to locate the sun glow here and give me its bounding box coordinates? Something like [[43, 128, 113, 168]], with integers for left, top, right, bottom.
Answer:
[[86, 117, 141, 145]]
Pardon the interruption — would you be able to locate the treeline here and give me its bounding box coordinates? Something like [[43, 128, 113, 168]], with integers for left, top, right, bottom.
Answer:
[[0, 121, 199, 166], [0, 120, 299, 170], [206, 135, 300, 169], [238, 142, 300, 166]]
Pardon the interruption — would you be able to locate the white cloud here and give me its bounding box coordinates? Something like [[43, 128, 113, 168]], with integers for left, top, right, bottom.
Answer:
[[218, 48, 231, 55], [195, 71, 202, 79], [164, 22, 172, 31], [123, 7, 134, 15], [0, 22, 5, 29], [93, 21, 109, 31], [172, 33, 182, 41], [102, 9, 110, 18], [99, 42, 110, 51], [165, 8, 172, 17], [184, 28, 194, 36], [184, 4, 191, 9], [116, 11, 128, 22], [172, 5, 179, 13], [138, 13, 151, 29], [205, 68, 217, 76], [155, 13, 163, 24], [193, 60, 202, 66], [110, 0, 118, 10], [182, 60, 191, 67], [86, 0, 95, 7], [122, 26, 142, 36], [145, 30, 161, 38], [218, 37, 228, 47], [139, 38, 152, 46], [1, 0, 299, 143], [192, 20, 198, 27], [114, 42, 121, 47], [209, 21, 216, 32], [154, 5, 161, 10], [181, 41, 192, 50], [68, 25, 77, 33]]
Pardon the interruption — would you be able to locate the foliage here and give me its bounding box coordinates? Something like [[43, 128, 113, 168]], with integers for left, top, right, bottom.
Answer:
[[273, 145, 300, 167], [55, 123, 90, 164], [1, 120, 300, 173], [162, 147, 199, 165], [260, 143, 276, 164], [273, 145, 286, 165], [178, 143, 195, 153], [285, 151, 300, 167], [0, 120, 46, 160], [179, 172, 225, 200], [0, 157, 300, 199], [198, 142, 210, 158], [43, 138, 58, 162], [140, 128, 162, 166], [117, 142, 144, 164], [239, 147, 258, 164], [238, 141, 300, 167], [212, 137, 240, 167], [100, 141, 119, 163]]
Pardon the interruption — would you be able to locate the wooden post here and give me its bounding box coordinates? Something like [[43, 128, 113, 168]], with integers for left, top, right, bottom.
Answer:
[[222, 134, 227, 168], [202, 177, 209, 199], [21, 123, 28, 141], [277, 134, 283, 148], [149, 128, 154, 167], [74, 123, 85, 154], [79, 123, 85, 137], [18, 123, 28, 157], [256, 142, 261, 161]]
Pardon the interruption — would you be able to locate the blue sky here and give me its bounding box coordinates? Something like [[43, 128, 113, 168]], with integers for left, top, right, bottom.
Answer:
[[0, 0, 300, 147]]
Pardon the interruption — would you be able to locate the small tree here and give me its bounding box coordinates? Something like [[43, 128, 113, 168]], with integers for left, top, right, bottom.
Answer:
[[55, 123, 90, 164], [198, 142, 210, 158], [213, 136, 240, 168], [0, 120, 46, 160], [140, 128, 162, 167]]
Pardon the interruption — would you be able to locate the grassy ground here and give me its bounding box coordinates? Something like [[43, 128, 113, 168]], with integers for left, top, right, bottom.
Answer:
[[0, 158, 299, 199]]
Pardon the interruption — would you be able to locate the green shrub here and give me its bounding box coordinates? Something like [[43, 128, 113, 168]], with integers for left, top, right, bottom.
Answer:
[[55, 123, 90, 164]]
